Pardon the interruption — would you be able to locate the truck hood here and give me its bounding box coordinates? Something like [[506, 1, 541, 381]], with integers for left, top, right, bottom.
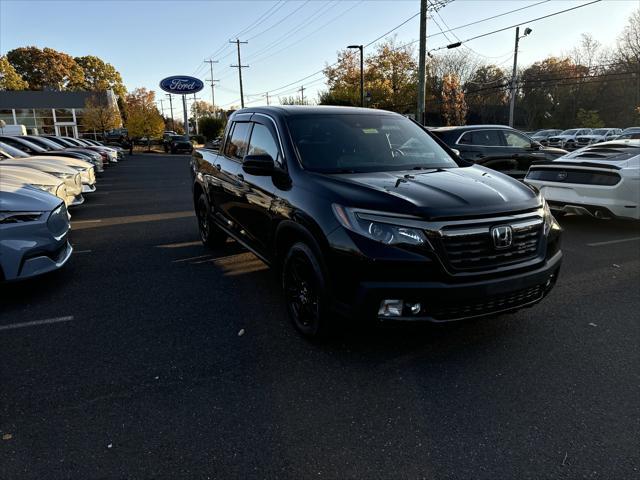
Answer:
[[320, 165, 540, 219]]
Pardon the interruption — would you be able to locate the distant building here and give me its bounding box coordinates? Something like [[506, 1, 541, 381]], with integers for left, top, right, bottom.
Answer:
[[0, 89, 120, 138]]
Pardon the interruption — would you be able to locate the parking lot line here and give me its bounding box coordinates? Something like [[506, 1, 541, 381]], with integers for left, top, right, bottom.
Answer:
[[587, 236, 640, 247], [172, 254, 212, 263], [0, 316, 74, 332], [74, 250, 92, 254], [156, 241, 202, 249]]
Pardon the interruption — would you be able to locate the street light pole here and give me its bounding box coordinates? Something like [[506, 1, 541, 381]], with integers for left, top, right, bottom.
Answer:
[[509, 26, 532, 128], [417, 0, 428, 124], [348, 45, 364, 107], [166, 94, 175, 131]]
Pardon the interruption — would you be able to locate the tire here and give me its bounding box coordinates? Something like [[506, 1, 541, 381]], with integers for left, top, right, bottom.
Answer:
[[282, 242, 332, 339], [196, 192, 227, 248]]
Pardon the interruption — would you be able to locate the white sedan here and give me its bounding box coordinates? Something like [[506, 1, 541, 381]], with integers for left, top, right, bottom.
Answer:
[[525, 139, 640, 220]]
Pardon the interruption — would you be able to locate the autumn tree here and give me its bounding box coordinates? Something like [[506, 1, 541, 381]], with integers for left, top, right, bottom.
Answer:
[[464, 65, 509, 124], [0, 56, 28, 90], [6, 46, 84, 90], [75, 55, 126, 98], [441, 74, 467, 126], [124, 88, 164, 150], [320, 49, 362, 106], [279, 95, 309, 105], [191, 100, 216, 118], [82, 95, 121, 135]]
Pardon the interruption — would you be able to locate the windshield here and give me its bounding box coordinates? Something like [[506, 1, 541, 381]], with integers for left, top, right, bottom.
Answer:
[[287, 114, 458, 173], [172, 135, 189, 141], [560, 129, 578, 135], [0, 141, 30, 158], [591, 129, 608, 135]]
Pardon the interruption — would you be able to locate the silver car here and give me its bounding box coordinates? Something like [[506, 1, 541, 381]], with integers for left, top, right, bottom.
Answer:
[[0, 179, 72, 281]]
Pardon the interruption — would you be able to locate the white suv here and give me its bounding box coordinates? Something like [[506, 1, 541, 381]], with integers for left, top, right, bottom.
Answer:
[[546, 129, 592, 150]]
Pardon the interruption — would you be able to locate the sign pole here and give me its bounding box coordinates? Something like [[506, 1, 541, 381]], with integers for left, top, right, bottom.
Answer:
[[182, 94, 189, 136]]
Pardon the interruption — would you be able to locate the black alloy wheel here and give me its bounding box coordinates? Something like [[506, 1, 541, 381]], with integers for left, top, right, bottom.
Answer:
[[282, 242, 330, 339], [196, 192, 227, 248]]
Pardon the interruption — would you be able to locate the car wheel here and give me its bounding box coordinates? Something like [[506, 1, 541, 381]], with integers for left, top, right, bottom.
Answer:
[[282, 242, 331, 339], [196, 192, 227, 248]]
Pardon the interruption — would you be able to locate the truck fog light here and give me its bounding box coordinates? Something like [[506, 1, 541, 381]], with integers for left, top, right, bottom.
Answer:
[[545, 274, 555, 289], [406, 302, 422, 315], [378, 299, 403, 317]]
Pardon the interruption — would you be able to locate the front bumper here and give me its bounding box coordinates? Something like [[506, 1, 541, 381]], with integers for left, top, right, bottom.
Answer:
[[351, 251, 562, 322], [67, 194, 85, 207], [82, 183, 97, 193]]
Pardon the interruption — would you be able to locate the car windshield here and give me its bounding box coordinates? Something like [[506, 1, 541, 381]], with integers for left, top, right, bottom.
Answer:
[[287, 114, 458, 173], [172, 135, 189, 141], [591, 129, 608, 135], [560, 129, 578, 135], [0, 141, 30, 158]]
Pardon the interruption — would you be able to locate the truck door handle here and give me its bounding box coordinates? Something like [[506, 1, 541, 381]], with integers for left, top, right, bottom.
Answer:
[[215, 164, 221, 170]]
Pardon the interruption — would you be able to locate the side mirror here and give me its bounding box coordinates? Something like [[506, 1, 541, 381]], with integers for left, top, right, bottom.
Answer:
[[531, 141, 542, 149], [451, 148, 461, 157], [243, 154, 275, 176]]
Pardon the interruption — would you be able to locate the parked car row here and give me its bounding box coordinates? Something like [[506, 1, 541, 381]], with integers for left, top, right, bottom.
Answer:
[[530, 127, 638, 149], [0, 134, 126, 282]]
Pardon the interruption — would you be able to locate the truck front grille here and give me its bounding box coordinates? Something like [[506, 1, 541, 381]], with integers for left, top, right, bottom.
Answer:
[[430, 214, 544, 272]]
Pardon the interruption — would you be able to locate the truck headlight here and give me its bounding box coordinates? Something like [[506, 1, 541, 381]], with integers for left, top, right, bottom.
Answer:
[[333, 205, 428, 246], [48, 172, 74, 179]]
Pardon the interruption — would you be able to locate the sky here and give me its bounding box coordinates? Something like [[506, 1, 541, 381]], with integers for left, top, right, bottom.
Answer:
[[1, 0, 637, 116]]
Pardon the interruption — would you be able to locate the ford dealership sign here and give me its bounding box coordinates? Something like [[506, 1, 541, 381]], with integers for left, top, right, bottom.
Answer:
[[159, 76, 204, 94]]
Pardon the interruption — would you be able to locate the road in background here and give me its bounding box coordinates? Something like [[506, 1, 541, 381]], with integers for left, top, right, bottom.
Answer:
[[1, 154, 638, 479]]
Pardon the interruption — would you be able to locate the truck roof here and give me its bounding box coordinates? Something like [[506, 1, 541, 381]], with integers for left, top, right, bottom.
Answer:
[[234, 105, 400, 117]]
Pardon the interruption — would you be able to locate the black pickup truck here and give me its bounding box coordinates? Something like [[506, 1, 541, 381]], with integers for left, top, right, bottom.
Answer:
[[190, 106, 562, 338]]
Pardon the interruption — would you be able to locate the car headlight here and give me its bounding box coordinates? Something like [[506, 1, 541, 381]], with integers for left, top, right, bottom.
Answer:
[[333, 205, 428, 246], [542, 198, 554, 235], [0, 211, 43, 224]]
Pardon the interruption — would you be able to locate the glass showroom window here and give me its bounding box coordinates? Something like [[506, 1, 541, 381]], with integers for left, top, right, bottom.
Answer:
[[35, 108, 56, 134], [0, 109, 15, 124], [14, 109, 36, 128], [54, 108, 74, 123]]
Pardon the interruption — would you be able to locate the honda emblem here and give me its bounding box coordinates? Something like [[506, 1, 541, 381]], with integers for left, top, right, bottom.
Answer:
[[491, 225, 513, 249]]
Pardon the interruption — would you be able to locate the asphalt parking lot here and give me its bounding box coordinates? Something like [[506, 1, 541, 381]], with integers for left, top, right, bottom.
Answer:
[[1, 153, 639, 479]]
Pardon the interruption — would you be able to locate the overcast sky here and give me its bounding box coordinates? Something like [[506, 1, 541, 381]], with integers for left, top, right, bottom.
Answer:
[[1, 0, 637, 113]]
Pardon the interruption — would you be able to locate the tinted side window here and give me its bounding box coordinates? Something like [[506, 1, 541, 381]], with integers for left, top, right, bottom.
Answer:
[[247, 123, 279, 163], [459, 130, 502, 146], [224, 122, 251, 160]]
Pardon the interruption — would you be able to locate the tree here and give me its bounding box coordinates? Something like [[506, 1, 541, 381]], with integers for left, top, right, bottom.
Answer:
[[279, 95, 308, 105], [320, 49, 362, 106], [576, 109, 604, 128], [464, 65, 508, 124], [191, 100, 215, 118], [441, 74, 467, 126], [6, 46, 84, 90], [0, 56, 28, 90], [82, 95, 122, 135], [75, 55, 126, 98], [199, 117, 226, 140], [124, 88, 164, 151]]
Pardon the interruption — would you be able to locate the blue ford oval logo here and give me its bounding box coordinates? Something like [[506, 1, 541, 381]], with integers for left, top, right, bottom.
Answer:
[[159, 76, 204, 94]]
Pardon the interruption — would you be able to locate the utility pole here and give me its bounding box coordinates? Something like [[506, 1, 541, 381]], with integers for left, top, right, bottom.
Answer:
[[299, 85, 306, 104], [159, 99, 165, 116], [166, 94, 175, 131], [230, 39, 249, 108], [509, 27, 520, 128], [264, 92, 270, 106], [206, 78, 220, 115], [417, 0, 428, 124], [204, 59, 219, 111], [347, 45, 364, 107], [182, 95, 189, 136], [509, 26, 532, 128]]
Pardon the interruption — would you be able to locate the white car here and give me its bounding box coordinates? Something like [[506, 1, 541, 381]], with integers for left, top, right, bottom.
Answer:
[[0, 155, 84, 206], [574, 128, 622, 148], [0, 141, 96, 192], [0, 166, 70, 206], [525, 139, 640, 220], [546, 128, 593, 150]]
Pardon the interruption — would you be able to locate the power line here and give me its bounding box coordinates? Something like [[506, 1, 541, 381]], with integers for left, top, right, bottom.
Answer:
[[245, 0, 312, 41]]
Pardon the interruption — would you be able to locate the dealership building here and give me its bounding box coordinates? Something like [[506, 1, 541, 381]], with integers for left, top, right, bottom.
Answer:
[[0, 90, 120, 138]]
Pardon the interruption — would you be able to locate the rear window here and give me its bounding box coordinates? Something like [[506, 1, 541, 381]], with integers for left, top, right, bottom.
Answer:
[[458, 130, 502, 146]]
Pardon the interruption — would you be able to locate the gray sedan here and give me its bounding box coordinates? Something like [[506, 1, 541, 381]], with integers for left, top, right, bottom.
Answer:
[[0, 179, 72, 281]]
